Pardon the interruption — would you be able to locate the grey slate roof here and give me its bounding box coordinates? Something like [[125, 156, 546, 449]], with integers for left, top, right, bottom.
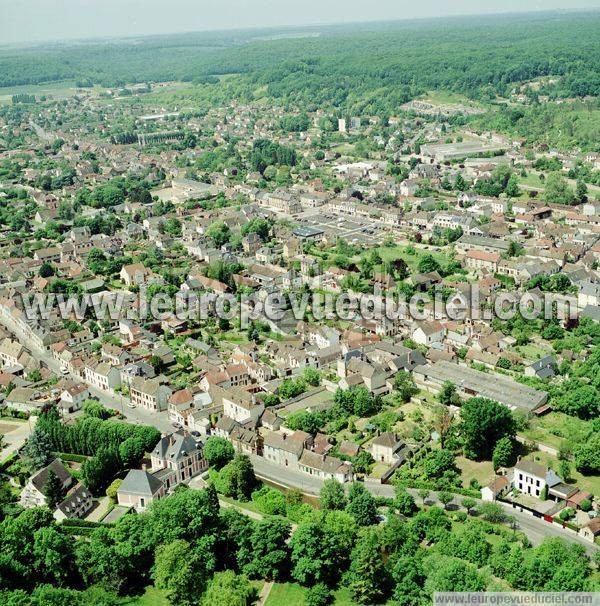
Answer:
[[119, 469, 163, 496]]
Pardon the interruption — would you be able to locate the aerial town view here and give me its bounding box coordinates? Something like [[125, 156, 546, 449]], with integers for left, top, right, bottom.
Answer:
[[0, 1, 599, 604]]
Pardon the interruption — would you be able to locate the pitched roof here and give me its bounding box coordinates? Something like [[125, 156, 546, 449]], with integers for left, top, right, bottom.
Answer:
[[31, 459, 71, 493], [118, 469, 163, 497], [152, 431, 200, 462]]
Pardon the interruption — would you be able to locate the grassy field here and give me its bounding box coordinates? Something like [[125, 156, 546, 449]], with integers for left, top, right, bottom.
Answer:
[[512, 343, 553, 361], [121, 586, 170, 606], [376, 245, 451, 273], [0, 80, 82, 104], [265, 583, 356, 606], [456, 456, 495, 489], [421, 90, 484, 108]]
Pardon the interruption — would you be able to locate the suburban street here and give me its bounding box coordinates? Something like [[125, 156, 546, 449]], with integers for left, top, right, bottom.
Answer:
[[0, 315, 597, 555], [250, 455, 598, 555], [0, 314, 174, 434]]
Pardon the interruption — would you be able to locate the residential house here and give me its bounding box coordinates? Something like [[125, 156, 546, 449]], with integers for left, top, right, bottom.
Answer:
[[54, 484, 94, 521], [297, 450, 353, 483], [117, 469, 165, 512], [512, 460, 562, 499], [370, 433, 407, 465], [58, 382, 89, 413], [85, 361, 121, 391], [20, 459, 73, 509], [524, 356, 557, 380], [413, 321, 446, 347], [222, 388, 264, 424], [130, 376, 172, 412], [481, 476, 510, 502], [150, 431, 208, 486], [120, 263, 151, 287]]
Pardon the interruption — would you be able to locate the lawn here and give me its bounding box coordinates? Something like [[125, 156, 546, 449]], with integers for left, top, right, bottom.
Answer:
[[455, 456, 495, 489], [120, 586, 170, 606], [376, 245, 451, 273], [422, 90, 484, 108], [265, 583, 357, 606], [519, 412, 592, 450], [512, 343, 553, 361]]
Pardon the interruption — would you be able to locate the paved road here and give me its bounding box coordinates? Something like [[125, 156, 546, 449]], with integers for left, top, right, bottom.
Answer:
[[0, 315, 173, 434], [0, 416, 37, 460], [250, 455, 597, 555]]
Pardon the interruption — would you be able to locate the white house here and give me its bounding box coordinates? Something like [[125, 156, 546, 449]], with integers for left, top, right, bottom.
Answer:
[[512, 460, 562, 498], [412, 321, 446, 346], [85, 362, 121, 391]]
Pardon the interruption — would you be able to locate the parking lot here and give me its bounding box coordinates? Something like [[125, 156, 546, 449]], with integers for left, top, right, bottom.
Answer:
[[295, 210, 389, 246]]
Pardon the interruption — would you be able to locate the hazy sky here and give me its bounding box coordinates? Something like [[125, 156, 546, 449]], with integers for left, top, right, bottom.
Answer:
[[1, 0, 599, 45]]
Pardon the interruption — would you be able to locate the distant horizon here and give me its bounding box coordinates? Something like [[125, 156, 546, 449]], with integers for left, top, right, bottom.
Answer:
[[1, 1, 599, 47]]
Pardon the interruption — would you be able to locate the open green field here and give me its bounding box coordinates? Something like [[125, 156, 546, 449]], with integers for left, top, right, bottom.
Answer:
[[0, 80, 82, 104], [519, 411, 592, 450], [376, 245, 451, 273], [456, 456, 495, 489], [121, 586, 171, 606], [421, 90, 485, 109], [266, 583, 356, 606]]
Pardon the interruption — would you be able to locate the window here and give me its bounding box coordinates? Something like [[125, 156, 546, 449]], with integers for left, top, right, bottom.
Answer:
[[140, 497, 145, 508]]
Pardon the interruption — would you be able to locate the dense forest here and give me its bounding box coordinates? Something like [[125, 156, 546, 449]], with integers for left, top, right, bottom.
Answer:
[[1, 12, 599, 115]]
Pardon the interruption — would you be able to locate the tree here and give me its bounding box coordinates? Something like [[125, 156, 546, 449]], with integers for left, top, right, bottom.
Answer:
[[303, 367, 321, 387], [417, 254, 441, 274], [290, 521, 339, 587], [241, 218, 272, 242], [206, 220, 231, 248], [394, 371, 418, 403], [219, 455, 257, 501], [346, 482, 378, 526], [544, 173, 574, 205], [23, 427, 54, 470], [32, 525, 76, 586], [201, 571, 255, 606], [437, 491, 454, 510], [106, 479, 122, 503], [394, 486, 417, 516], [492, 437, 513, 471], [573, 432, 600, 474], [479, 502, 507, 523], [154, 539, 211, 606], [460, 397, 516, 460], [43, 470, 65, 510], [81, 447, 120, 495], [575, 178, 588, 203], [241, 518, 291, 581], [438, 381, 459, 406], [505, 175, 521, 198], [118, 436, 146, 468], [433, 405, 454, 448], [418, 489, 430, 505], [424, 556, 486, 592], [559, 459, 571, 482], [461, 498, 476, 515], [305, 583, 333, 606], [39, 262, 55, 278], [348, 528, 389, 605], [203, 436, 235, 470], [319, 479, 347, 511], [391, 555, 426, 606]]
